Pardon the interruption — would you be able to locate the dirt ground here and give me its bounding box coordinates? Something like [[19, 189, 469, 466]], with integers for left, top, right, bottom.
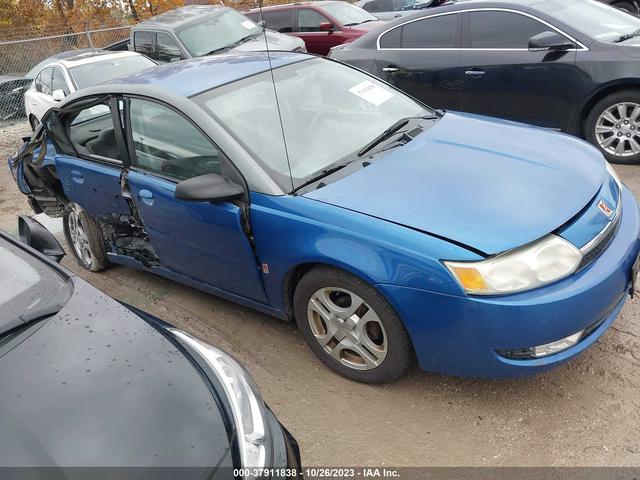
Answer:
[[1, 121, 639, 467]]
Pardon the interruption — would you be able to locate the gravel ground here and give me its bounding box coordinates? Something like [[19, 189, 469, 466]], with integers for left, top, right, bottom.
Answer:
[[1, 121, 639, 467]]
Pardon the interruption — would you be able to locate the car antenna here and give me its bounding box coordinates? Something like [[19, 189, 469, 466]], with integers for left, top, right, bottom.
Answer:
[[257, 0, 295, 192]]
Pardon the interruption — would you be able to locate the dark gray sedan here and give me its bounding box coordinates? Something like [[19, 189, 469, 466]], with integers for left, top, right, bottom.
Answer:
[[0, 217, 300, 476]]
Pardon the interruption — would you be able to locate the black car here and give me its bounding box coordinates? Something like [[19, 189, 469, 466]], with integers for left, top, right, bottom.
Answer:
[[600, 0, 640, 14], [330, 0, 640, 164], [0, 217, 301, 476]]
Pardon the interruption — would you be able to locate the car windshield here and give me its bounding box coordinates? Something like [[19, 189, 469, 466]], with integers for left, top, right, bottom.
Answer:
[[177, 9, 262, 56], [534, 0, 640, 42], [68, 55, 156, 89], [321, 2, 377, 25], [0, 236, 72, 335], [195, 58, 431, 191]]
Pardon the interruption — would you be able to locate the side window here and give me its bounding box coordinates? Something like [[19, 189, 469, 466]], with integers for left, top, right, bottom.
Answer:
[[129, 99, 221, 181], [262, 10, 295, 33], [51, 67, 69, 96], [134, 31, 155, 56], [380, 26, 402, 48], [36, 67, 53, 95], [156, 33, 183, 62], [67, 102, 121, 161], [469, 11, 552, 49], [297, 8, 330, 32], [401, 14, 458, 48]]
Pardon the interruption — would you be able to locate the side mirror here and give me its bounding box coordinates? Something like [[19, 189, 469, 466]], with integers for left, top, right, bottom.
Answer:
[[528, 31, 575, 51], [175, 173, 244, 203], [52, 89, 66, 101], [319, 22, 334, 32], [18, 215, 65, 263]]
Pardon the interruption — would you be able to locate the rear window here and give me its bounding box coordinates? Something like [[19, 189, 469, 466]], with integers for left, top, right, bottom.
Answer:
[[68, 55, 156, 89]]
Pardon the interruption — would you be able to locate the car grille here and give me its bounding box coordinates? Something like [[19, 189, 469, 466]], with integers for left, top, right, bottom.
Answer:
[[577, 214, 621, 271]]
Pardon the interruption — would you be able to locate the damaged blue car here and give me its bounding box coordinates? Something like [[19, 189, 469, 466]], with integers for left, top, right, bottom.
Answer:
[[9, 52, 640, 383]]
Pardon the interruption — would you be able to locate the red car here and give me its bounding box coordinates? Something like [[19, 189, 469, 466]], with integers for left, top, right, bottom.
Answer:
[[245, 1, 386, 56]]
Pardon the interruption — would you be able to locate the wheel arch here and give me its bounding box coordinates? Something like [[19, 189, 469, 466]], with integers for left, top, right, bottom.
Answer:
[[579, 81, 640, 137]]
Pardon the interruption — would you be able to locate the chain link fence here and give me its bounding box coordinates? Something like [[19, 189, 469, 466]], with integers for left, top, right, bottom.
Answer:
[[0, 26, 131, 123]]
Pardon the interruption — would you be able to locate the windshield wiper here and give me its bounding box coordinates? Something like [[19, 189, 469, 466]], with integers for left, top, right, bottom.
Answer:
[[295, 161, 354, 192], [357, 116, 438, 157], [205, 33, 259, 55], [613, 28, 640, 43]]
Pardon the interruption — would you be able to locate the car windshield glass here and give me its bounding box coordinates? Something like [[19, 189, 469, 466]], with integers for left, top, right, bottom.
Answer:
[[533, 0, 640, 42], [321, 2, 377, 25], [177, 9, 262, 56], [195, 58, 431, 191], [0, 237, 71, 335], [68, 55, 156, 89]]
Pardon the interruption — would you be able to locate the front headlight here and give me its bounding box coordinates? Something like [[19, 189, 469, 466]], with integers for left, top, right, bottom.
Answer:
[[444, 235, 583, 295], [169, 329, 268, 469]]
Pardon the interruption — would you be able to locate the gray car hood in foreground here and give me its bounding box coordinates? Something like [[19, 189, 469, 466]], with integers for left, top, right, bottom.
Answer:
[[0, 279, 232, 469]]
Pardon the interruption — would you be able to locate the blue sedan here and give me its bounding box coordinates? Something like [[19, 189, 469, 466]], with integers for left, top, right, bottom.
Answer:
[[9, 52, 640, 383]]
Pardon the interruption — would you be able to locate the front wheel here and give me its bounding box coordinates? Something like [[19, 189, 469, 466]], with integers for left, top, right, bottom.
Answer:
[[294, 266, 413, 383], [63, 203, 109, 272], [585, 91, 640, 164]]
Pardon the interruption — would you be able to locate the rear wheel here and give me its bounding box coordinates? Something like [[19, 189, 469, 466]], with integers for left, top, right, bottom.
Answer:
[[294, 266, 413, 383], [29, 115, 40, 132], [585, 90, 640, 164], [63, 203, 109, 272]]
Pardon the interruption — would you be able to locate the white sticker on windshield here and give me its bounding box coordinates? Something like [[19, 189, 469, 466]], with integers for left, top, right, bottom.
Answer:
[[348, 81, 394, 106], [241, 20, 255, 29]]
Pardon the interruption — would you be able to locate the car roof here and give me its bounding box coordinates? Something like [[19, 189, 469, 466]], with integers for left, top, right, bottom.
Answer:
[[247, 1, 343, 12], [108, 51, 309, 97], [135, 5, 231, 30], [57, 51, 144, 68]]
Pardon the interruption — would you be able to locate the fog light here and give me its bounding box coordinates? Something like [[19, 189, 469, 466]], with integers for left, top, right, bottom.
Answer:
[[497, 330, 584, 359], [532, 331, 582, 357]]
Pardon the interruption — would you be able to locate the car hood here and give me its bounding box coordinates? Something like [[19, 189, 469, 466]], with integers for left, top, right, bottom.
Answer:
[[304, 112, 606, 255], [0, 279, 232, 468], [231, 30, 304, 52], [616, 41, 640, 58]]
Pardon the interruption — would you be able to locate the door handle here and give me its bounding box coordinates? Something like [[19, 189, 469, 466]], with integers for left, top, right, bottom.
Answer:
[[70, 169, 84, 184], [382, 66, 399, 73], [465, 69, 486, 78], [137, 189, 154, 206]]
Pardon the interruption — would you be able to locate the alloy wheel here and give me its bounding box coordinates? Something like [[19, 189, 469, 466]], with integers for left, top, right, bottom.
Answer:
[[306, 287, 388, 371], [595, 102, 640, 158], [67, 208, 92, 266]]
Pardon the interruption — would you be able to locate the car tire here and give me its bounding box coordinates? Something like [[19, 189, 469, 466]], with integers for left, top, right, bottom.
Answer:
[[293, 266, 413, 383], [585, 90, 640, 164], [29, 115, 40, 132], [63, 203, 109, 272]]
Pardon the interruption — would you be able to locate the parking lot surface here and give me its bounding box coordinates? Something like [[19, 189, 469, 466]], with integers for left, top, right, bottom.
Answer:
[[1, 121, 639, 467]]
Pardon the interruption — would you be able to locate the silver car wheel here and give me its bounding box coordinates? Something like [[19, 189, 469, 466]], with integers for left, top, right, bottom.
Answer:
[[595, 102, 640, 158], [68, 208, 92, 266], [307, 287, 388, 371]]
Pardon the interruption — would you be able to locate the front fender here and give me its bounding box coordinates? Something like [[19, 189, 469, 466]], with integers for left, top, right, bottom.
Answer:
[[250, 192, 480, 311]]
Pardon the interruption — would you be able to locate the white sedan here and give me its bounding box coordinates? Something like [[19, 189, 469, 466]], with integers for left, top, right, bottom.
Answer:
[[24, 51, 156, 130]]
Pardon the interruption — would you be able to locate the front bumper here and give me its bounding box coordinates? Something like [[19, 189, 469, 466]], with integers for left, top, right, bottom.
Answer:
[[377, 185, 640, 378]]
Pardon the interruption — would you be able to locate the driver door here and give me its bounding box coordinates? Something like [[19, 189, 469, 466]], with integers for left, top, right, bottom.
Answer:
[[123, 97, 266, 302]]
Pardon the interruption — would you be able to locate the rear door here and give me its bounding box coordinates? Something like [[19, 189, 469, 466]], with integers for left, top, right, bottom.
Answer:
[[30, 67, 57, 120], [460, 9, 579, 129], [123, 96, 266, 302], [374, 12, 463, 109], [48, 97, 131, 217], [258, 9, 296, 33]]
